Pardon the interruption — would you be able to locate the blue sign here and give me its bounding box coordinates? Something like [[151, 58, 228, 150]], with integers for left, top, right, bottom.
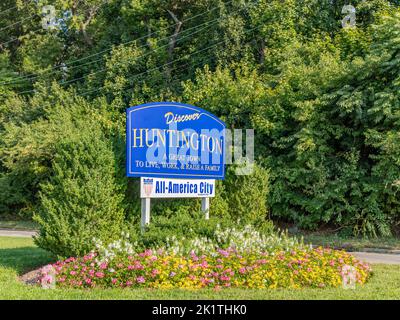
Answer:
[[126, 102, 226, 179]]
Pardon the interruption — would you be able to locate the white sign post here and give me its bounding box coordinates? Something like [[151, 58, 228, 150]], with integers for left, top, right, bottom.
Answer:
[[140, 177, 215, 230]]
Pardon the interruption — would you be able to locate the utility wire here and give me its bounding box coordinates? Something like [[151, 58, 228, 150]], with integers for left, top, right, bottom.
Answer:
[[0, 3, 245, 86], [14, 22, 259, 99], [0, 25, 43, 47], [0, 0, 84, 48], [14, 15, 227, 95], [0, 13, 37, 33], [0, 0, 244, 85], [6, 0, 260, 97], [78, 23, 261, 98], [80, 46, 215, 98], [0, 0, 31, 17]]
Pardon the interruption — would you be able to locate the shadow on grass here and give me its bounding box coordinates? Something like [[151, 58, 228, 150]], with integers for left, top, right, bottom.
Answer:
[[0, 246, 55, 274]]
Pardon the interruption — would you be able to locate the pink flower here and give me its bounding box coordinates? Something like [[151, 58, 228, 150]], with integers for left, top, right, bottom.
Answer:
[[217, 249, 229, 257], [220, 276, 231, 281], [100, 262, 108, 270], [83, 254, 95, 262], [131, 262, 144, 270], [70, 271, 76, 276], [42, 275, 53, 284], [293, 270, 299, 275], [85, 278, 92, 284], [190, 251, 199, 261], [126, 280, 133, 286], [95, 272, 104, 278], [239, 268, 246, 274], [143, 249, 152, 257], [111, 278, 117, 284], [136, 276, 145, 283]]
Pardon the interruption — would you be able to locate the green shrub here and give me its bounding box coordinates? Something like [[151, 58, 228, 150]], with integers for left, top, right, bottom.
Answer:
[[268, 13, 400, 236], [34, 120, 125, 257], [128, 210, 275, 251], [224, 162, 270, 222], [0, 85, 115, 219]]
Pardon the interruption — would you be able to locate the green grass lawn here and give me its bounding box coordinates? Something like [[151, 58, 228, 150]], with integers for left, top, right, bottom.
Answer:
[[1, 236, 400, 300]]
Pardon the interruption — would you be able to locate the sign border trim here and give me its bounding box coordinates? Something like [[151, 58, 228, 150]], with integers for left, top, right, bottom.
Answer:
[[126, 101, 226, 179]]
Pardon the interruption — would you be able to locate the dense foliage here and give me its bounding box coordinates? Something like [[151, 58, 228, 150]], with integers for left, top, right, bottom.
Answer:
[[1, 0, 400, 253], [33, 103, 125, 257]]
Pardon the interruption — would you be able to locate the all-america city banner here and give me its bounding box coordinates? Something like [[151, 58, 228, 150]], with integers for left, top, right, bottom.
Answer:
[[126, 102, 226, 179], [140, 177, 215, 198]]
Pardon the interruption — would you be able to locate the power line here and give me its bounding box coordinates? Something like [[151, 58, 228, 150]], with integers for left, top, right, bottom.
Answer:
[[0, 11, 224, 85], [77, 23, 262, 98], [0, 0, 90, 34], [0, 25, 43, 47], [0, 13, 37, 33], [14, 15, 229, 95], [0, 0, 31, 17], [0, 0, 96, 51], [14, 22, 259, 99], [14, 0, 259, 95], [61, 0, 234, 66], [0, 3, 246, 87], [80, 46, 215, 98], [5, 1, 261, 97], [0, 0, 243, 85]]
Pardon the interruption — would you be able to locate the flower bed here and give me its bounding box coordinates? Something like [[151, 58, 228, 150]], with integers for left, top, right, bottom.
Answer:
[[39, 247, 371, 289]]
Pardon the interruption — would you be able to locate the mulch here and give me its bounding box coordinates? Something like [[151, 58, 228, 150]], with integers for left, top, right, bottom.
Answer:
[[19, 268, 41, 286]]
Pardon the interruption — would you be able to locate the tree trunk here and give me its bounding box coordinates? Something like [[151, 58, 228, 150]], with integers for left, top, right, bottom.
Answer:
[[165, 10, 182, 79]]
